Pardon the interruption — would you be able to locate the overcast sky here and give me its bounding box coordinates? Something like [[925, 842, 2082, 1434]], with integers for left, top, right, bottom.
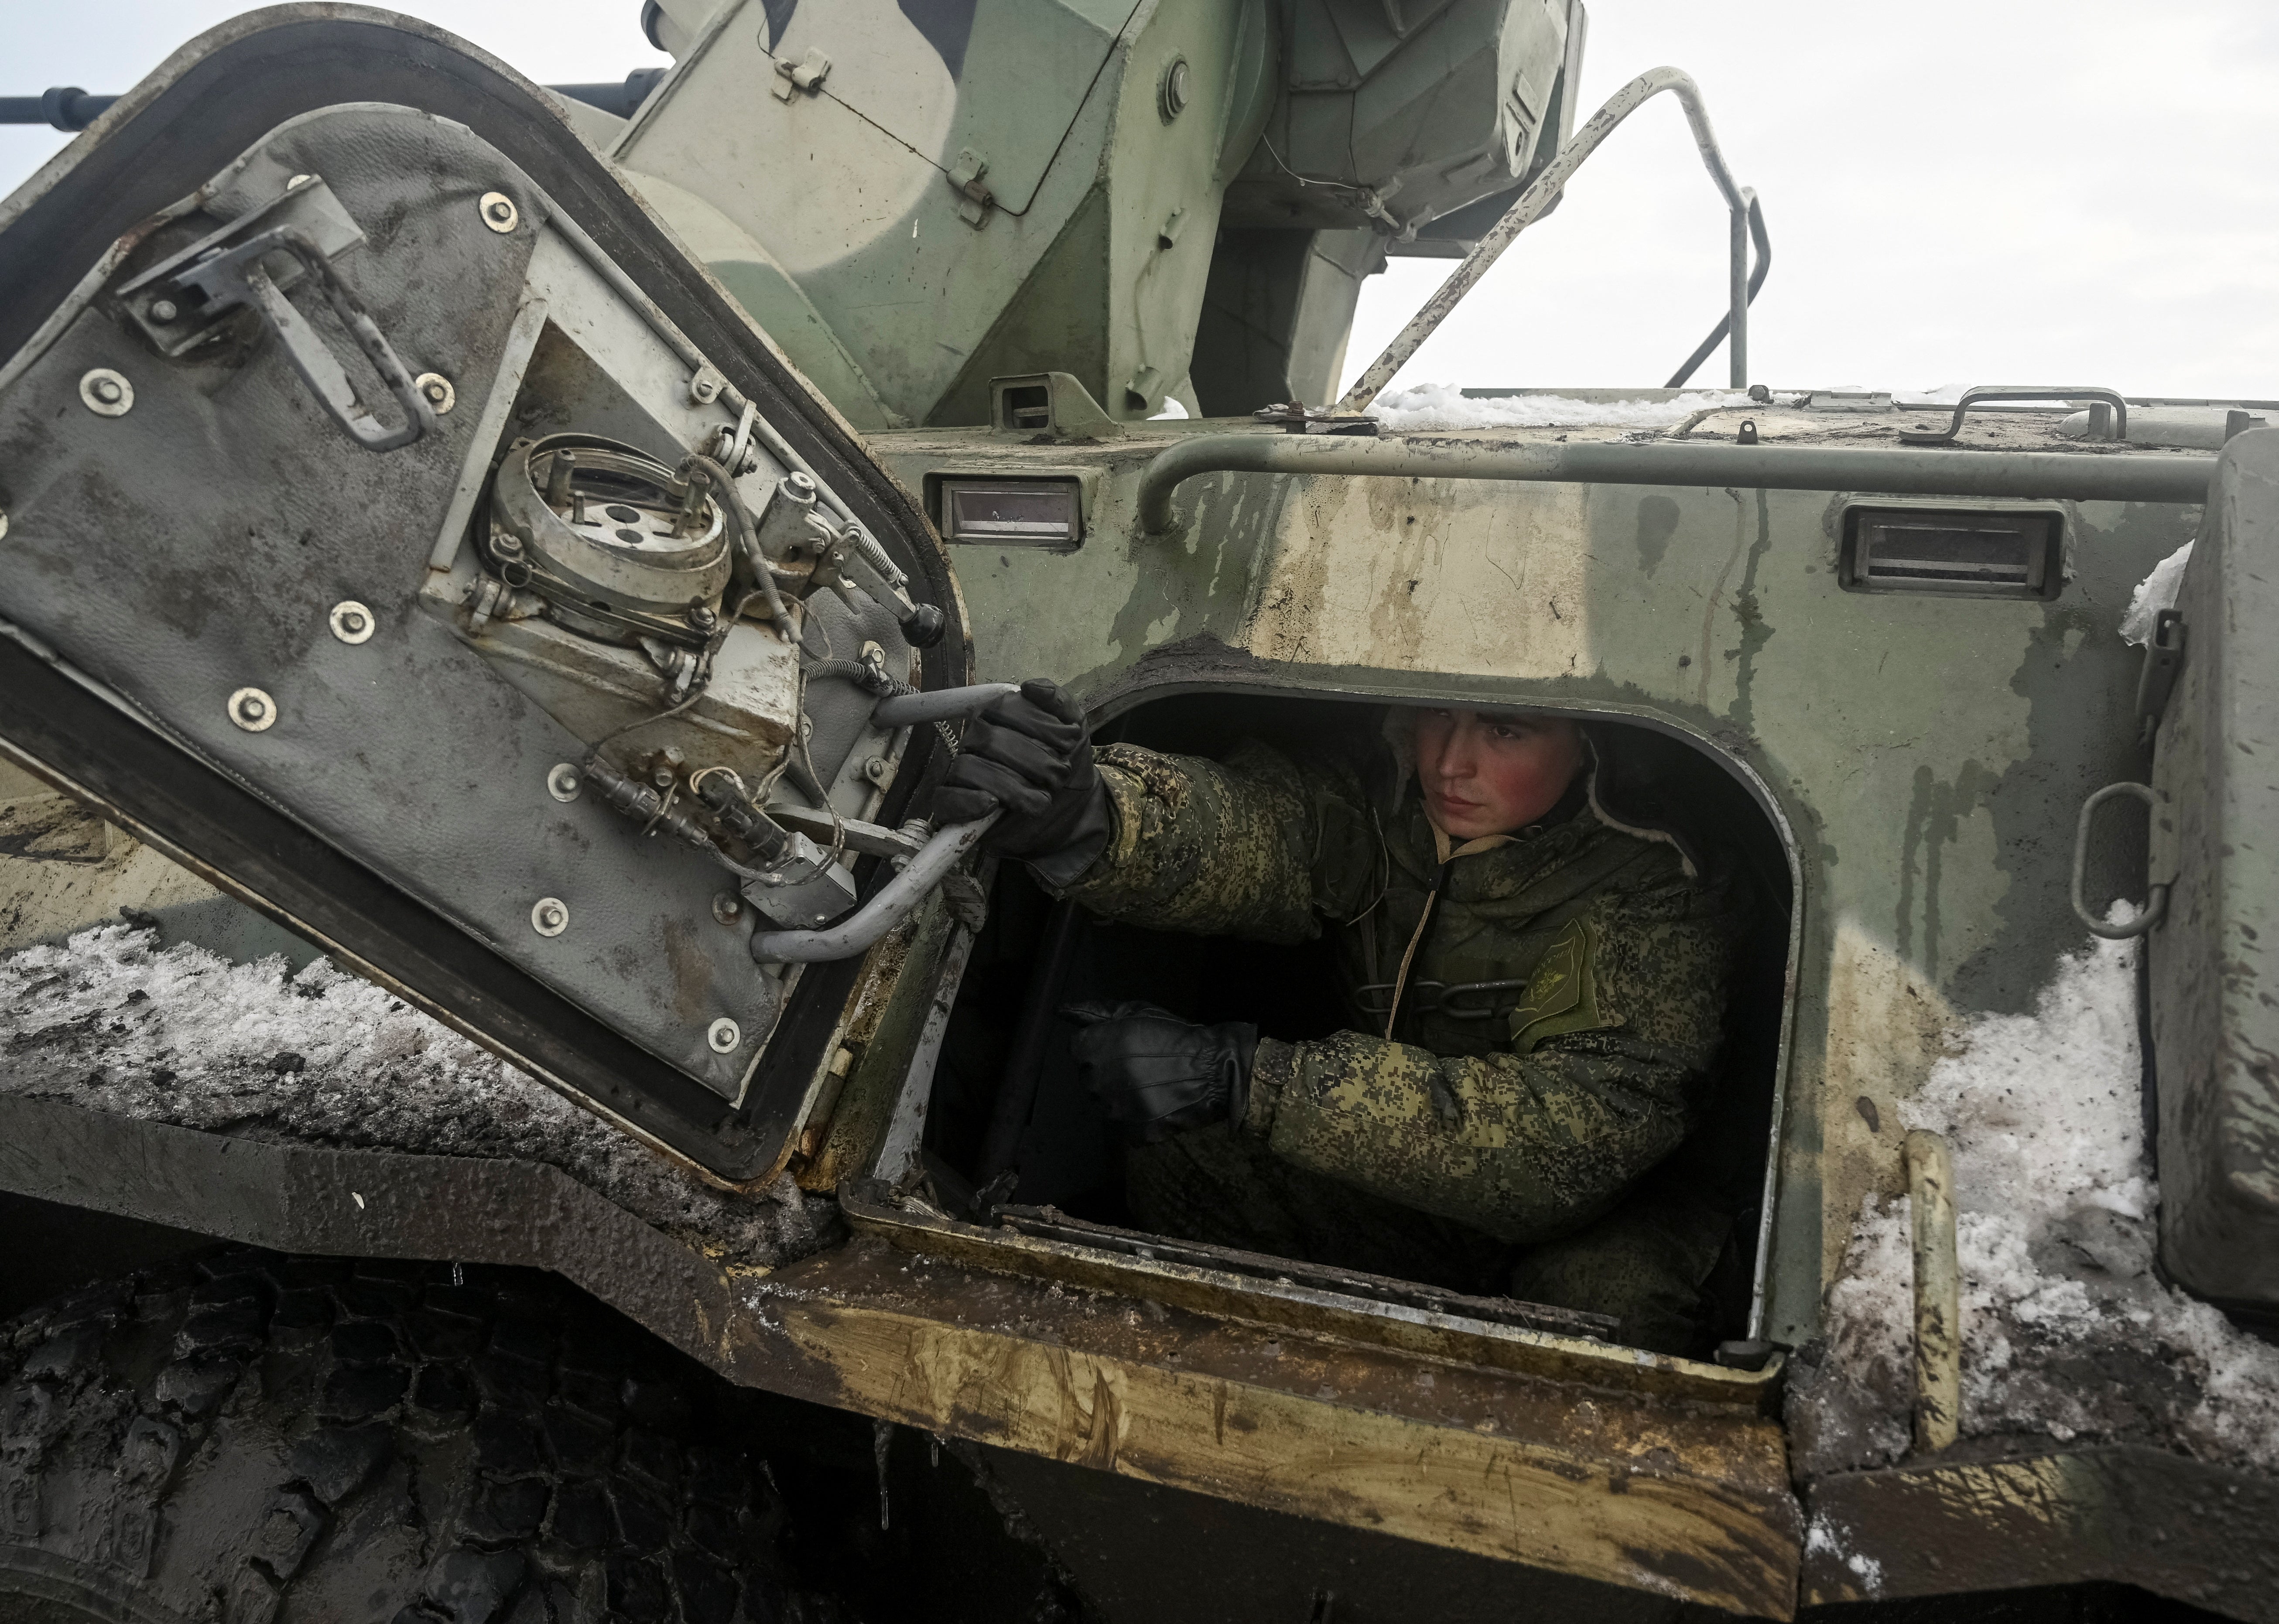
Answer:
[[4, 2, 2273, 400]]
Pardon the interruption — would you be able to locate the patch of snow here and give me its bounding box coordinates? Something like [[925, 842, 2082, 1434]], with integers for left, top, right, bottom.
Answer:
[[2121, 538, 2194, 645], [0, 925, 838, 1266], [1363, 383, 1749, 433], [1810, 926, 2279, 1468], [1804, 1517, 1885, 1593]]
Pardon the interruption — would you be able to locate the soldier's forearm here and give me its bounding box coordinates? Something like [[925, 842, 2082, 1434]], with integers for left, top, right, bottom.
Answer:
[[1246, 1030, 1695, 1244], [1055, 745, 1322, 942]]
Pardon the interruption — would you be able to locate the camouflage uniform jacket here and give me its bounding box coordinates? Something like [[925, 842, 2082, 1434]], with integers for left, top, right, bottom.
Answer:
[[1059, 738, 1745, 1246]]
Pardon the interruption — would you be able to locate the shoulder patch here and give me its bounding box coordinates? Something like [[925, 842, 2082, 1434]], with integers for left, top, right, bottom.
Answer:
[[1507, 917, 1609, 1055]]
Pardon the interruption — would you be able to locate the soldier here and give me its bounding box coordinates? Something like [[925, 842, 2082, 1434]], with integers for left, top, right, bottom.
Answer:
[[934, 681, 1752, 1354]]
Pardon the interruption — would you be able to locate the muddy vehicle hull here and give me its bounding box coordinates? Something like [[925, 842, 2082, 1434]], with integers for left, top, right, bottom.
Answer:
[[1, 8, 2272, 1622]]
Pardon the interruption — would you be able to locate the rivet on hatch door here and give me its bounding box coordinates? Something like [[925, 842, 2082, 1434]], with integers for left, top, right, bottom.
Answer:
[[1160, 57, 1191, 121], [708, 1018, 742, 1053], [414, 373, 456, 414], [530, 897, 569, 937], [329, 601, 376, 644], [546, 763, 583, 803], [227, 687, 277, 732], [79, 368, 133, 417], [479, 191, 520, 233]]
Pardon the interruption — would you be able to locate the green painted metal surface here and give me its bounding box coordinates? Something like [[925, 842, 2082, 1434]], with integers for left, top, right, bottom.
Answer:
[[871, 402, 2209, 1344]]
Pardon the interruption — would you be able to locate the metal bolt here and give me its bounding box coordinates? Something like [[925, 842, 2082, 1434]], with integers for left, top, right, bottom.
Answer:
[[148, 298, 178, 323], [414, 372, 455, 414], [1160, 57, 1191, 120], [707, 1017, 742, 1054], [79, 368, 133, 417], [685, 602, 718, 633], [227, 687, 277, 732], [328, 600, 376, 644], [544, 447, 576, 506], [863, 756, 892, 786], [479, 191, 519, 233], [712, 891, 745, 926], [530, 897, 569, 937], [546, 763, 582, 803]]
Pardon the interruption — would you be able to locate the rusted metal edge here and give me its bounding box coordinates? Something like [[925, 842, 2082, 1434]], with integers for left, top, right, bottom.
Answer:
[[1136, 434, 2220, 534], [841, 1181, 1783, 1410], [1804, 1447, 2279, 1623], [0, 1094, 1802, 1617], [1902, 1130, 1960, 1453]]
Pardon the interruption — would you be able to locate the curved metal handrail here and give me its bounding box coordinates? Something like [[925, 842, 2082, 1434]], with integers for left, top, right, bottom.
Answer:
[[1336, 67, 1761, 413], [1665, 191, 1769, 389], [1135, 433, 2217, 537], [1901, 385, 2129, 446]]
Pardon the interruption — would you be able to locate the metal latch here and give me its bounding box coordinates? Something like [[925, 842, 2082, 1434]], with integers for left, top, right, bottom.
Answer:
[[770, 47, 831, 100], [2135, 607, 2187, 744], [948, 149, 994, 228], [116, 175, 435, 453]]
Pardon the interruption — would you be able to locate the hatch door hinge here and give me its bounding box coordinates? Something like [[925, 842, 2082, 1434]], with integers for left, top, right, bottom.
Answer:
[[2136, 607, 2187, 744], [948, 149, 995, 228], [771, 47, 832, 101]]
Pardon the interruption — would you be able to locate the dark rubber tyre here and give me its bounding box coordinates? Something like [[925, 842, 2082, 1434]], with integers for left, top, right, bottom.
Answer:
[[0, 1247, 841, 1623]]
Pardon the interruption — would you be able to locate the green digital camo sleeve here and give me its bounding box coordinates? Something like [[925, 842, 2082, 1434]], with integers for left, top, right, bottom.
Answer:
[[1244, 865, 1736, 1245], [1056, 740, 1379, 941]]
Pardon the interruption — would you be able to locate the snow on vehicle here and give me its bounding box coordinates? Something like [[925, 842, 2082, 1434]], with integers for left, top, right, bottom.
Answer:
[[0, 5, 2269, 1619]]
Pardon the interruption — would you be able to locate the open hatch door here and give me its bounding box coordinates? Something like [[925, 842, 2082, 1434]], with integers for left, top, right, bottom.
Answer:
[[2147, 427, 2279, 1304], [0, 13, 976, 1186]]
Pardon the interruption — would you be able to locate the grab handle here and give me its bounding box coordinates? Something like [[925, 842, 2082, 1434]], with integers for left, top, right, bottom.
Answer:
[[2070, 781, 2169, 939], [871, 682, 1019, 728], [752, 810, 1000, 964], [171, 225, 436, 452]]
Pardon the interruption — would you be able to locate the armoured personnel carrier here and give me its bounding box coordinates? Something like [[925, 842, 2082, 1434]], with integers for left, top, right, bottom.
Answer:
[[0, 4, 2269, 1620]]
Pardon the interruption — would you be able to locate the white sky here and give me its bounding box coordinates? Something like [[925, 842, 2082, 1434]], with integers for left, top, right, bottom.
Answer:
[[4, 2, 2273, 400]]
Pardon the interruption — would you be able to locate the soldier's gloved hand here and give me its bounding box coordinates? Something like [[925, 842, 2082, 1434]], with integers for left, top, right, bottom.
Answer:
[[1064, 1001, 1259, 1145], [934, 679, 1111, 886]]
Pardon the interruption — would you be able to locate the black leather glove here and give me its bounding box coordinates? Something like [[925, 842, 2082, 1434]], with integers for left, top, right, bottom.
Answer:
[[934, 679, 1111, 887], [1064, 1001, 1259, 1146]]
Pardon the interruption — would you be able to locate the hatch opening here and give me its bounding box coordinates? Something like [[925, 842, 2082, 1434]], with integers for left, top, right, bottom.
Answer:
[[920, 689, 1795, 1362]]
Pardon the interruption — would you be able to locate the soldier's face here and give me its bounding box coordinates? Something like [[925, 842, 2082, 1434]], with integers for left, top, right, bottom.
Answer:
[[1413, 709, 1584, 840]]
